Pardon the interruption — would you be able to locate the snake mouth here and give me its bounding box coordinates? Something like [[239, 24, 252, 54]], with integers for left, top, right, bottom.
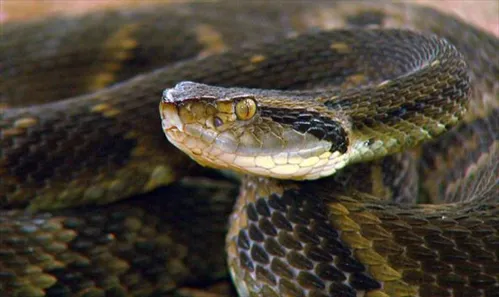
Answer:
[[160, 101, 184, 133], [161, 82, 419, 180], [159, 99, 245, 172]]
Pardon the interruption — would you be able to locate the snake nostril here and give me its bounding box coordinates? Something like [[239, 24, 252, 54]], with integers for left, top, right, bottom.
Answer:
[[214, 116, 224, 127]]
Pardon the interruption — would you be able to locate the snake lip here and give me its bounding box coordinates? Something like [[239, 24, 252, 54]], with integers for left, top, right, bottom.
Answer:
[[159, 101, 184, 132]]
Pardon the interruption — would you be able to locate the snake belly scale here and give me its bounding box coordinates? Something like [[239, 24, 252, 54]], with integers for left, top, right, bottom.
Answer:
[[1, 1, 498, 297]]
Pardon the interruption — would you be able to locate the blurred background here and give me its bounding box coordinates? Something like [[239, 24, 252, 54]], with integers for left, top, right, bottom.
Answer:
[[1, 0, 498, 37]]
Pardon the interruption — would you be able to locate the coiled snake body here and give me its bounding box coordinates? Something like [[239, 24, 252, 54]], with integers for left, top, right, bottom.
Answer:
[[1, 1, 498, 297]]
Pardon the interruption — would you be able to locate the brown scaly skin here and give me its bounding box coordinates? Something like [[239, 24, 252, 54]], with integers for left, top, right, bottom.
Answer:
[[0, 1, 498, 297], [0, 178, 238, 297], [227, 167, 498, 297]]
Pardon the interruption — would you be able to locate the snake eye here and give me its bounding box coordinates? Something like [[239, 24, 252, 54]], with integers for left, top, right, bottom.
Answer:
[[235, 98, 257, 120]]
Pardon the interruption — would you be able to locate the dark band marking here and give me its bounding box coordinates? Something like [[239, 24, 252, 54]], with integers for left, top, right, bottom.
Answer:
[[359, 101, 429, 127], [235, 185, 381, 296], [387, 102, 427, 118], [4, 111, 137, 187], [324, 98, 431, 128], [260, 108, 348, 153]]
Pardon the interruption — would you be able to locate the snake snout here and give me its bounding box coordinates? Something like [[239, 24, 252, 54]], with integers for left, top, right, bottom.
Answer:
[[159, 101, 183, 132], [160, 82, 217, 132], [162, 81, 204, 103]]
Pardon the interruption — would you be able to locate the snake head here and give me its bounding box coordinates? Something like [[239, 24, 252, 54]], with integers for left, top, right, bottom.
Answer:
[[160, 82, 350, 180]]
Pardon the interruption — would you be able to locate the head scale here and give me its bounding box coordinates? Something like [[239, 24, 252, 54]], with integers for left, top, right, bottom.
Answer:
[[160, 82, 349, 180]]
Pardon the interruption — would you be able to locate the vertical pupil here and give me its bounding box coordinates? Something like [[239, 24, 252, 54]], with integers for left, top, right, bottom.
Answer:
[[241, 102, 248, 116], [236, 98, 255, 120]]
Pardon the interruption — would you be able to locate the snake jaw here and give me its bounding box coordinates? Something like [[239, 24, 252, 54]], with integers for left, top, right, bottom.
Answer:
[[160, 101, 184, 132], [159, 82, 357, 180]]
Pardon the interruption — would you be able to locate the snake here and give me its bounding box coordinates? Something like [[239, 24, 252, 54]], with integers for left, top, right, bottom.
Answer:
[[1, 1, 498, 297]]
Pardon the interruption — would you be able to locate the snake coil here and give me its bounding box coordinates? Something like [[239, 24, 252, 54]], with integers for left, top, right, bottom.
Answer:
[[1, 1, 498, 297]]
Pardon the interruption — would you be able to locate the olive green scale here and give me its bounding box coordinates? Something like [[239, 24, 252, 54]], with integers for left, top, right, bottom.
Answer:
[[0, 1, 497, 297]]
